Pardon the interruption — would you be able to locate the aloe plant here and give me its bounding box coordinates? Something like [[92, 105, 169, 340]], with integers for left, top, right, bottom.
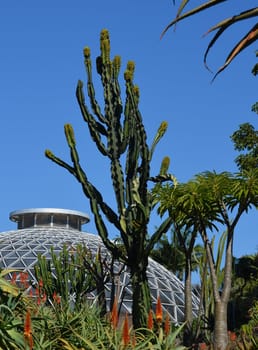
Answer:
[[34, 244, 111, 316], [45, 29, 175, 328]]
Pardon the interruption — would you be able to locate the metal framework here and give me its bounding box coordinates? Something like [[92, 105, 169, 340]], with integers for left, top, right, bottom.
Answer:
[[0, 208, 200, 324]]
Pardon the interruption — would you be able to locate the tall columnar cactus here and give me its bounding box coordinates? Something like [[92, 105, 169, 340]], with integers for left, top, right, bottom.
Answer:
[[45, 29, 175, 328]]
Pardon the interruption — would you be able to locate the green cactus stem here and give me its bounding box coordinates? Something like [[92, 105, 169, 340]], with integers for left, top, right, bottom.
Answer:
[[45, 29, 176, 329]]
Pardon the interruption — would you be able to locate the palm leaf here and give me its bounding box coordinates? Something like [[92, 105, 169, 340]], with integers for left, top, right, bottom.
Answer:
[[212, 23, 258, 81], [161, 0, 227, 38], [205, 7, 258, 35], [203, 8, 258, 71], [162, 1, 258, 78]]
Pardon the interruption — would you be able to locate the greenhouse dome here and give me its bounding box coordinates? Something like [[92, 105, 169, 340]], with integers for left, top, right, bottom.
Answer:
[[0, 208, 200, 324]]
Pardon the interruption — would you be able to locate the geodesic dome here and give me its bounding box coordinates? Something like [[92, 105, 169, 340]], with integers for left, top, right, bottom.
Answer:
[[0, 208, 200, 324]]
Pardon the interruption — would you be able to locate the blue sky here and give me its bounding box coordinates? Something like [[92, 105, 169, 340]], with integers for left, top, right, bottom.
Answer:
[[0, 1, 257, 258]]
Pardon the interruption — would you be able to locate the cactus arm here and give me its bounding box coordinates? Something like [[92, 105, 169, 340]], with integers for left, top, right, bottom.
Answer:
[[45, 149, 76, 177], [149, 122, 168, 162], [96, 31, 126, 217], [120, 81, 131, 154], [62, 123, 127, 260], [124, 75, 150, 207], [91, 198, 126, 261], [65, 124, 122, 229], [76, 81, 108, 156], [83, 47, 107, 125]]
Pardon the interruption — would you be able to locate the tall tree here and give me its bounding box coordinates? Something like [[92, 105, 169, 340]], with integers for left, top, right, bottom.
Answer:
[[156, 170, 258, 350], [162, 1, 258, 80], [45, 30, 175, 329]]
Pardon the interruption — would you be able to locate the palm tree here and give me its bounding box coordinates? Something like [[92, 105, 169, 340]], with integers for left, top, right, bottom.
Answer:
[[156, 170, 258, 350], [162, 1, 258, 80]]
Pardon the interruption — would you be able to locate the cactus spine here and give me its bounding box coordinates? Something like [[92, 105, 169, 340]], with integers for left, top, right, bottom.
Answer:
[[45, 29, 175, 328]]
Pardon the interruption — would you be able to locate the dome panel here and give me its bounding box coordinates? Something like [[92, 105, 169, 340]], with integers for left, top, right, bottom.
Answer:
[[0, 209, 200, 325]]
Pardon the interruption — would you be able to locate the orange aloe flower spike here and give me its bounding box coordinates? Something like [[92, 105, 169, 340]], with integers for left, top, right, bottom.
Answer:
[[24, 311, 33, 350], [147, 309, 153, 330], [164, 311, 170, 336], [111, 297, 118, 328], [156, 295, 163, 323], [39, 278, 43, 289], [122, 312, 130, 346], [29, 288, 34, 298], [53, 290, 61, 304]]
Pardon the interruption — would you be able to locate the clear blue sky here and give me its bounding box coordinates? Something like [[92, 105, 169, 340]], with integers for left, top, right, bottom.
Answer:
[[0, 1, 257, 258]]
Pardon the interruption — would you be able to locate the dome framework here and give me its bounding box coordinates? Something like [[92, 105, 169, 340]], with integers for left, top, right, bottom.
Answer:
[[0, 208, 200, 324]]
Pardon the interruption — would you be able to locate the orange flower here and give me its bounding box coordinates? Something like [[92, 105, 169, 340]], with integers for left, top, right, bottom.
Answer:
[[228, 331, 237, 341], [24, 311, 33, 350], [164, 312, 170, 336], [20, 272, 29, 289], [199, 342, 207, 350], [122, 312, 130, 346], [53, 291, 61, 304], [11, 272, 17, 285], [147, 309, 153, 330], [111, 297, 118, 328], [39, 279, 43, 289], [35, 286, 40, 296], [156, 295, 163, 323]]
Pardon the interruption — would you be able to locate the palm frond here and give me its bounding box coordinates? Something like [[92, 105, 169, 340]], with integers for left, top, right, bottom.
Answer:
[[212, 23, 258, 81], [161, 0, 227, 38], [162, 1, 258, 77]]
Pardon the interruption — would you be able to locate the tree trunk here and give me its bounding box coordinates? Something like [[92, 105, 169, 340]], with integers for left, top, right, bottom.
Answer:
[[213, 301, 229, 350], [183, 257, 193, 346], [130, 264, 151, 329]]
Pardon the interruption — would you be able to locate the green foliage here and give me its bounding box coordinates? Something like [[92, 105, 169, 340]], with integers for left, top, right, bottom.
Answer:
[[229, 253, 258, 329], [0, 271, 32, 349], [240, 300, 258, 349], [0, 273, 187, 349], [251, 102, 258, 114], [34, 244, 110, 315], [231, 123, 258, 171]]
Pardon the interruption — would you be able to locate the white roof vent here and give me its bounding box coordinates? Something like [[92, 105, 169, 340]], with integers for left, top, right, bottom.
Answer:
[[9, 208, 90, 231]]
